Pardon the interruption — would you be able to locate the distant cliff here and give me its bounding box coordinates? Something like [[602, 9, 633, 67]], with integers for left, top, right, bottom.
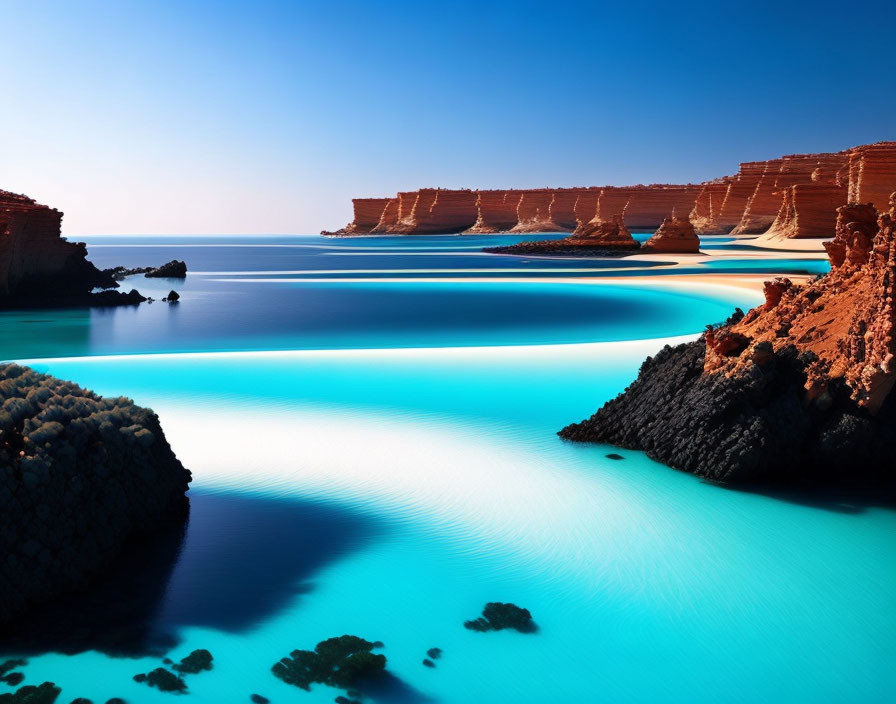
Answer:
[[0, 189, 143, 307], [326, 142, 896, 240]]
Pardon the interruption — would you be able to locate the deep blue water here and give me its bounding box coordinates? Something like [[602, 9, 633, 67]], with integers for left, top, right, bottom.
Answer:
[[1, 235, 888, 704], [0, 234, 828, 359]]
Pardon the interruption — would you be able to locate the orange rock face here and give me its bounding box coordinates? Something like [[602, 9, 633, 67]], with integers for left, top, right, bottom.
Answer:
[[623, 185, 703, 230], [510, 190, 568, 233], [466, 190, 522, 233], [565, 214, 638, 249], [763, 183, 848, 238], [706, 194, 896, 410], [329, 197, 392, 235], [388, 189, 478, 234], [847, 142, 896, 212], [642, 214, 700, 253], [370, 198, 399, 233], [328, 142, 896, 239]]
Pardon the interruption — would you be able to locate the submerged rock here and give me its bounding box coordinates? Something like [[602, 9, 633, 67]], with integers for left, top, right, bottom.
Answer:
[[0, 682, 61, 703], [464, 602, 536, 633], [0, 660, 26, 686], [272, 635, 386, 691], [0, 364, 191, 625], [133, 668, 186, 693], [426, 647, 442, 659], [172, 649, 213, 674], [249, 696, 269, 704], [422, 659, 435, 668]]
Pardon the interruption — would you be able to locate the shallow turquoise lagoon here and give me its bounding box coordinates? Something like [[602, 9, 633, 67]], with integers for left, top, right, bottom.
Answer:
[[1, 236, 892, 703]]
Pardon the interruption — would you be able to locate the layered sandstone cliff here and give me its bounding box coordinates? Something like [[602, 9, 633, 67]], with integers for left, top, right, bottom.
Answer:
[[0, 363, 191, 623], [0, 189, 142, 307], [466, 190, 523, 233], [560, 196, 896, 485], [388, 189, 478, 234], [328, 142, 896, 241], [762, 183, 847, 239]]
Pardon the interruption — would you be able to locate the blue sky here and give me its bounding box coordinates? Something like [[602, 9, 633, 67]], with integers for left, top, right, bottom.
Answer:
[[3, 0, 894, 234]]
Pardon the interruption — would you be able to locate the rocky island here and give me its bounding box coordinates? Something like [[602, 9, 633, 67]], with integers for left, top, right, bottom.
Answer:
[[0, 363, 191, 625], [560, 196, 896, 486]]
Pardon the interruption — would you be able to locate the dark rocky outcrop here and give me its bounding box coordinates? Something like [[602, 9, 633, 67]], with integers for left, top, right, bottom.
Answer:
[[0, 681, 61, 703], [0, 364, 191, 624], [172, 649, 213, 674], [464, 603, 536, 633], [145, 260, 187, 279], [104, 260, 187, 281], [133, 668, 186, 693], [272, 636, 386, 692], [560, 196, 896, 486], [0, 189, 152, 309]]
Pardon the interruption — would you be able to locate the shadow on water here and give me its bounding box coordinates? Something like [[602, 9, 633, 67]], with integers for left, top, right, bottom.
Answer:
[[728, 481, 896, 515], [361, 671, 437, 704], [0, 490, 382, 657]]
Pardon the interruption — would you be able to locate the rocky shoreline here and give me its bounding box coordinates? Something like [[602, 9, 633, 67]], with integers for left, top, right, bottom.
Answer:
[[0, 364, 191, 625], [560, 196, 896, 486]]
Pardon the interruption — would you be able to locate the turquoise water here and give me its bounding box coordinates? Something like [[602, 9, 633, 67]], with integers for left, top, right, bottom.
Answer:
[[1, 236, 891, 703]]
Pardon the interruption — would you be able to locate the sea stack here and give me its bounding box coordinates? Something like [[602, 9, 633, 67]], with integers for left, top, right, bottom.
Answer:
[[641, 213, 700, 253], [560, 195, 896, 486]]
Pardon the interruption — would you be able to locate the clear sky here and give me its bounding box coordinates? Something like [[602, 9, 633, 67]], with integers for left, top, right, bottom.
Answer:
[[3, 0, 895, 234]]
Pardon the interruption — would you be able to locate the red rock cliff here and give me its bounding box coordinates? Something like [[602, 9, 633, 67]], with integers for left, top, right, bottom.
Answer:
[[707, 195, 896, 409], [0, 190, 113, 301], [466, 190, 522, 233], [327, 142, 896, 239], [388, 189, 478, 234]]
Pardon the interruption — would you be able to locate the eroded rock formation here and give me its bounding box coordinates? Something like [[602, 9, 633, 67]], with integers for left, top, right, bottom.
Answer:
[[560, 195, 896, 485], [0, 364, 191, 624], [328, 142, 896, 241], [642, 213, 700, 253], [763, 183, 847, 239], [466, 190, 523, 233], [0, 189, 144, 307]]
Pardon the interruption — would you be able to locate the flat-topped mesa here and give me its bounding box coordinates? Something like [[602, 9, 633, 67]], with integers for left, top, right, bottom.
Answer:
[[560, 194, 896, 486], [641, 213, 700, 253], [324, 197, 394, 235], [0, 189, 136, 307], [387, 188, 478, 234], [328, 142, 896, 239]]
